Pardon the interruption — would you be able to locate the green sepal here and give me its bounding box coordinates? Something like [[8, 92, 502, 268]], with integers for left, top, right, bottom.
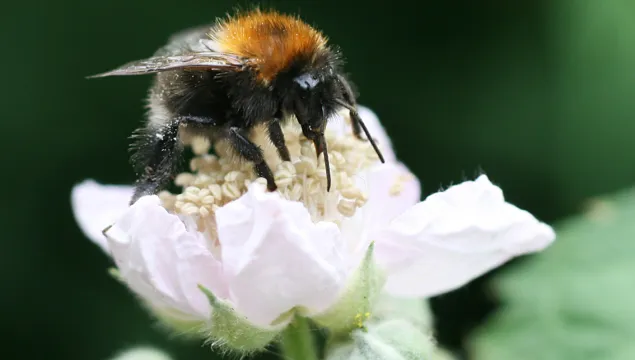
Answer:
[[313, 242, 386, 333], [198, 285, 281, 353], [108, 267, 124, 283]]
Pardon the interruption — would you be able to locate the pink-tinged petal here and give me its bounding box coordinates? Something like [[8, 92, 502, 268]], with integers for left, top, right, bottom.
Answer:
[[359, 162, 421, 231], [328, 105, 396, 163], [339, 162, 421, 267], [173, 233, 228, 317], [216, 183, 347, 327], [375, 175, 556, 298], [105, 196, 191, 316], [71, 180, 133, 253], [105, 196, 225, 319]]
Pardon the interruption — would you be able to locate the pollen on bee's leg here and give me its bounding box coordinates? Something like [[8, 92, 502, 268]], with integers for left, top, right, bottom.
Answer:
[[158, 120, 380, 225]]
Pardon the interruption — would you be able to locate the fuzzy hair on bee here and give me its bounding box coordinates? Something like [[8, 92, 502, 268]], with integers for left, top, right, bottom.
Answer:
[[89, 8, 385, 205]]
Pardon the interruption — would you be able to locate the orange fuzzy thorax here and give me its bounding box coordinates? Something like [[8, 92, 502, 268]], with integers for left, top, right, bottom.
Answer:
[[209, 10, 328, 82]]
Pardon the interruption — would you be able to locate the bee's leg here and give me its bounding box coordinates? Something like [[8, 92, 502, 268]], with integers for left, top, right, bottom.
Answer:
[[130, 118, 182, 205], [336, 74, 363, 140], [335, 75, 385, 164], [348, 110, 363, 140], [227, 126, 277, 191], [130, 115, 217, 205], [267, 118, 291, 162]]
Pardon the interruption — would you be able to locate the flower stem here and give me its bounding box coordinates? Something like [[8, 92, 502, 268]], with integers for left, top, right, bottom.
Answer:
[[280, 316, 319, 360]]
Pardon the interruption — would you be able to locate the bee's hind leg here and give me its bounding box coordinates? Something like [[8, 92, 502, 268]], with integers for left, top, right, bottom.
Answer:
[[129, 115, 217, 205]]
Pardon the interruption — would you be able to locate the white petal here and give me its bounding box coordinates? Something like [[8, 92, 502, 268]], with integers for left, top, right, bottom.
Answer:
[[360, 162, 421, 231], [338, 162, 421, 267], [376, 175, 556, 298], [328, 105, 396, 163], [71, 180, 133, 253], [173, 231, 229, 317], [105, 195, 226, 320], [216, 183, 347, 327]]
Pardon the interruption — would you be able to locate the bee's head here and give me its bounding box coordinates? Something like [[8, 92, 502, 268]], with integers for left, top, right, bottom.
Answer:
[[288, 68, 341, 135], [276, 63, 341, 191]]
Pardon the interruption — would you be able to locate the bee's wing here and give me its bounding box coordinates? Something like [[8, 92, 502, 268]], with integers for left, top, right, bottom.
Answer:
[[87, 52, 244, 78], [154, 24, 215, 57]]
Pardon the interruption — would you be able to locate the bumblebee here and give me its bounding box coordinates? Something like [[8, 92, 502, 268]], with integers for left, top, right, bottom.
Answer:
[[90, 9, 385, 204]]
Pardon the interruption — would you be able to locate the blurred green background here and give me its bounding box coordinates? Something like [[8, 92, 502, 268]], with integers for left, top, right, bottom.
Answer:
[[3, 0, 635, 359]]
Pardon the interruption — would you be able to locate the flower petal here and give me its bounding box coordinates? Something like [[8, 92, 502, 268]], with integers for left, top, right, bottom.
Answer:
[[71, 180, 133, 253], [359, 162, 421, 231], [174, 231, 229, 316], [328, 105, 396, 163], [105, 195, 226, 320], [338, 162, 421, 267], [216, 183, 348, 327], [376, 175, 556, 298]]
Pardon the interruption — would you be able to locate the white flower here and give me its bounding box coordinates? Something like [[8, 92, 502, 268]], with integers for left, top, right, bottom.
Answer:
[[71, 106, 555, 349]]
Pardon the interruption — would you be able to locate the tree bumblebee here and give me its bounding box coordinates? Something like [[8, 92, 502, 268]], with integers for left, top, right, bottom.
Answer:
[[90, 9, 385, 204]]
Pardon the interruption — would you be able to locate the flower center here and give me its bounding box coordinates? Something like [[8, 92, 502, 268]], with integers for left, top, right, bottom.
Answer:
[[158, 112, 380, 232]]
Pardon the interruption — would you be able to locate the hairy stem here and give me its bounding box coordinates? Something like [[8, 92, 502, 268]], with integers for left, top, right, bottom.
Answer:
[[280, 316, 319, 360]]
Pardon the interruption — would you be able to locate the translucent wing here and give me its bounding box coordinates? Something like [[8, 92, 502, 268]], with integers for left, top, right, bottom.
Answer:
[[153, 24, 215, 57], [87, 52, 244, 78], [88, 25, 245, 78]]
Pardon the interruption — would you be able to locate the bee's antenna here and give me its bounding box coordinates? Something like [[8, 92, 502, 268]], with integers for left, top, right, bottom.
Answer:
[[335, 99, 385, 164]]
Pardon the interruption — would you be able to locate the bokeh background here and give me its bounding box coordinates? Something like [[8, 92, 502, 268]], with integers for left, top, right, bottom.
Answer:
[[4, 0, 635, 359]]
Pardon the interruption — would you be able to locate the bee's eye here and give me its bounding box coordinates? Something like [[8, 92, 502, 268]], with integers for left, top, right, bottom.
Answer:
[[294, 73, 320, 89]]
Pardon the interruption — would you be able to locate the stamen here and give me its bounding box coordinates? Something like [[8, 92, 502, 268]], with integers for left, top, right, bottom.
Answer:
[[389, 173, 415, 196], [159, 112, 382, 231]]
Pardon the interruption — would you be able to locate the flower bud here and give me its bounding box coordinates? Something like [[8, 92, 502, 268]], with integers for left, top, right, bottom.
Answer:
[[371, 293, 433, 330], [109, 347, 172, 360], [325, 319, 438, 360]]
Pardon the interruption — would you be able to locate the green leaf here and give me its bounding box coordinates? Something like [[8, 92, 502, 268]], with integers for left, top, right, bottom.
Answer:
[[469, 186, 635, 360]]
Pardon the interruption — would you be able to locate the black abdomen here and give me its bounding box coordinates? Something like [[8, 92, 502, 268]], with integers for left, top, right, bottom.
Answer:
[[157, 70, 233, 127]]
